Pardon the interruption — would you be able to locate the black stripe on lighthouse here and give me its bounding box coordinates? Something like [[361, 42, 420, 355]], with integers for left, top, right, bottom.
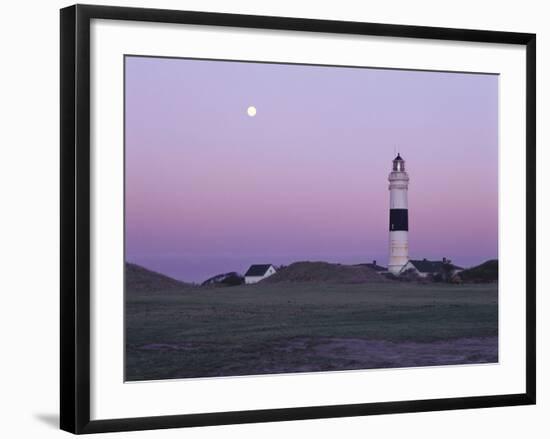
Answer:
[[389, 209, 408, 231]]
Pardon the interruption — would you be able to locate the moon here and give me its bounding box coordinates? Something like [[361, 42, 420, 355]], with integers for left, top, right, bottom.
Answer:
[[247, 106, 257, 117]]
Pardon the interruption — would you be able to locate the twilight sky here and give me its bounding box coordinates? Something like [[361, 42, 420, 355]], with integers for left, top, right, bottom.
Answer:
[[125, 56, 498, 282]]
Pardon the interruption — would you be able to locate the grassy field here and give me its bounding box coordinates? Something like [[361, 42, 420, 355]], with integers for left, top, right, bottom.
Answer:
[[125, 282, 498, 381]]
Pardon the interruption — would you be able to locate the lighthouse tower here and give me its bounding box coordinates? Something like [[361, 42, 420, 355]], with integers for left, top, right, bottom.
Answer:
[[388, 153, 410, 275]]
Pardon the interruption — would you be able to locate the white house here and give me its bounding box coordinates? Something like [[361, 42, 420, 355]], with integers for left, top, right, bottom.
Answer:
[[244, 264, 277, 284], [399, 258, 463, 278]]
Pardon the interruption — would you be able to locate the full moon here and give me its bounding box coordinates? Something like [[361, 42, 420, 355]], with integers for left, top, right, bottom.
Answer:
[[247, 106, 257, 117]]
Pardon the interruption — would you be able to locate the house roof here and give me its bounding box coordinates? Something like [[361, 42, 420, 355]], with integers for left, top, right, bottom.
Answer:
[[244, 264, 274, 277], [355, 262, 387, 272], [202, 272, 242, 286], [365, 263, 387, 272], [408, 259, 463, 273]]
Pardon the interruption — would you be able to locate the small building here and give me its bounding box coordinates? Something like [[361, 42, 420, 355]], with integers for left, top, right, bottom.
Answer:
[[364, 260, 387, 273], [202, 272, 244, 287], [400, 258, 463, 278], [244, 264, 277, 284], [355, 260, 387, 273]]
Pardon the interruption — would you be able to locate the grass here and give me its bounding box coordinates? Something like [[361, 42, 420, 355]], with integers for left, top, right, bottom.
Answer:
[[125, 282, 498, 381]]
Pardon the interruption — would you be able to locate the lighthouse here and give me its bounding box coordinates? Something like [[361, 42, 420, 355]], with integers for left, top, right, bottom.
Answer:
[[388, 153, 410, 275]]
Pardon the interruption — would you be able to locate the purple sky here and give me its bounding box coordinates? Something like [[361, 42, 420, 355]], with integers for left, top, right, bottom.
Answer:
[[125, 56, 498, 282]]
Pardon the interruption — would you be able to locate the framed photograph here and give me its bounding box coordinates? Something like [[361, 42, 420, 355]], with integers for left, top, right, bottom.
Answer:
[[60, 4, 536, 434]]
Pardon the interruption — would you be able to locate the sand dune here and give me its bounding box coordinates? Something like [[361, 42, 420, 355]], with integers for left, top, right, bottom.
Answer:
[[126, 263, 192, 293], [262, 261, 387, 284]]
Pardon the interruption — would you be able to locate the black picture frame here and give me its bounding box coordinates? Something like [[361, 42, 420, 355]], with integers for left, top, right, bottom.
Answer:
[[60, 4, 536, 434]]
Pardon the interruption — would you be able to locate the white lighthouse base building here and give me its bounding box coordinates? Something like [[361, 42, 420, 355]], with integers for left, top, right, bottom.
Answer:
[[388, 230, 409, 275]]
